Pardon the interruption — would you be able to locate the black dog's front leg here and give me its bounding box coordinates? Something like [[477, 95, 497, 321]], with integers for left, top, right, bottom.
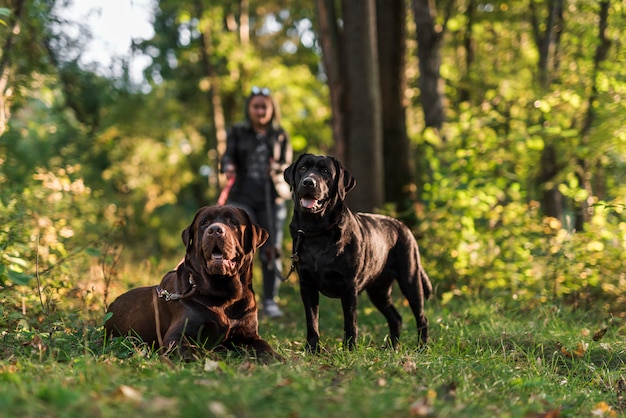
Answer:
[[340, 292, 359, 350], [300, 280, 321, 353]]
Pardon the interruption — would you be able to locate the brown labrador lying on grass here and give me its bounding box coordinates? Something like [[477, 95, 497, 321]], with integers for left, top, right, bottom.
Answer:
[[284, 154, 432, 353], [105, 205, 281, 362]]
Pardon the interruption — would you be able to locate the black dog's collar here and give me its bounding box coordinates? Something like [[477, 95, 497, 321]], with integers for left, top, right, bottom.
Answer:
[[285, 227, 331, 281]]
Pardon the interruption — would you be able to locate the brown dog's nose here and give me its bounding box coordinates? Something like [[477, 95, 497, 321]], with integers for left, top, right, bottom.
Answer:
[[207, 223, 225, 236]]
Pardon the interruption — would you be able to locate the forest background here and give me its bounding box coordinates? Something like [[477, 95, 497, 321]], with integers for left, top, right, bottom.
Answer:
[[0, 0, 625, 358]]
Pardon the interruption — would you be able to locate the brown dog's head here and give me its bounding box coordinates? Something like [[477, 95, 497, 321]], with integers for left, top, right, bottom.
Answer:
[[181, 206, 268, 294], [284, 153, 356, 216]]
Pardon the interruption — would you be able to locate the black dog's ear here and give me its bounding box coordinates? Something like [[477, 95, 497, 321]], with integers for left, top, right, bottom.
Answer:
[[284, 153, 310, 187], [237, 208, 269, 252], [332, 157, 357, 201]]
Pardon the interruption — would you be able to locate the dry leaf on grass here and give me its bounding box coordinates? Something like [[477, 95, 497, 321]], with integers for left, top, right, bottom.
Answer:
[[591, 401, 617, 417], [593, 327, 608, 341], [524, 408, 561, 418], [113, 385, 143, 403], [559, 341, 588, 358], [409, 390, 437, 417]]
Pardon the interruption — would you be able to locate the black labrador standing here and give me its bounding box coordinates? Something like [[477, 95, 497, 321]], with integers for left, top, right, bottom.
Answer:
[[284, 153, 433, 352]]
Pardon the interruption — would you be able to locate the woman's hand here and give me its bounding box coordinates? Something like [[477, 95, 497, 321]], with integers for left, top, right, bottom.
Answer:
[[224, 164, 237, 180]]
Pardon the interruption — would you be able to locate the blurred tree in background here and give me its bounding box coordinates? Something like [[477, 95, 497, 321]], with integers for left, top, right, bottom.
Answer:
[[0, 0, 624, 321]]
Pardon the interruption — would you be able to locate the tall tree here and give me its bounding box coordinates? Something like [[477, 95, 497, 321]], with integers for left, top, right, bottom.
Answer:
[[412, 0, 451, 132], [531, 0, 566, 223], [376, 0, 416, 218], [314, 0, 346, 160], [0, 0, 26, 136], [574, 0, 611, 231], [195, 1, 227, 186], [342, 0, 384, 212]]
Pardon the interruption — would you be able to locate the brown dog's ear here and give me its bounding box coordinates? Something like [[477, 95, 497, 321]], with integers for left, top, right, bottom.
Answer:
[[182, 225, 192, 249], [181, 206, 209, 250], [332, 157, 357, 201], [237, 208, 269, 252], [284, 153, 310, 187]]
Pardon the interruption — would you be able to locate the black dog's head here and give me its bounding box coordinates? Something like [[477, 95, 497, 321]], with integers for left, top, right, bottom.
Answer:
[[284, 154, 356, 215]]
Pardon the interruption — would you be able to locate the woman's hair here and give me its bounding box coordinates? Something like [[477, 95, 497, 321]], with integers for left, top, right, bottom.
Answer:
[[243, 87, 282, 130]]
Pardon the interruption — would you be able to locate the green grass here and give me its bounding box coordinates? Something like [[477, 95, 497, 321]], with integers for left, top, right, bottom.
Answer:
[[1, 275, 625, 418]]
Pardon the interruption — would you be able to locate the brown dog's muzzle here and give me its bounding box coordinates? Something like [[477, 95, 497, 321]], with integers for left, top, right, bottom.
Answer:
[[202, 222, 241, 276]]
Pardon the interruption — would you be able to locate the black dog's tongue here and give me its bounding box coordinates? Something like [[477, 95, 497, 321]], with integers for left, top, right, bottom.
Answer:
[[300, 197, 317, 209]]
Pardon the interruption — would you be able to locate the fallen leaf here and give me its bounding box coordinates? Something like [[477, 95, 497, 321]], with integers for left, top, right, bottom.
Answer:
[[593, 327, 608, 341], [238, 360, 255, 373], [403, 360, 417, 373], [204, 359, 221, 372], [525, 408, 561, 418], [560, 341, 588, 358], [114, 385, 143, 403], [208, 401, 229, 417], [591, 401, 617, 417], [145, 396, 178, 413], [574, 341, 589, 357], [409, 398, 434, 417], [276, 378, 292, 387]]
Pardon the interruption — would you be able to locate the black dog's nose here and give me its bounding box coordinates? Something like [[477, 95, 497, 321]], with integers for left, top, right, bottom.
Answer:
[[302, 177, 317, 188], [207, 223, 225, 236]]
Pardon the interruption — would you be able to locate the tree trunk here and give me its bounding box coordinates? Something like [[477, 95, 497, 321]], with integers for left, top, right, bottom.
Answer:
[[342, 0, 383, 212], [530, 0, 566, 223], [314, 0, 347, 160], [195, 2, 227, 189], [0, 0, 26, 136], [458, 0, 475, 103], [412, 0, 446, 130], [239, 0, 249, 46], [537, 144, 564, 223], [574, 0, 611, 231], [376, 0, 416, 220], [530, 0, 564, 87]]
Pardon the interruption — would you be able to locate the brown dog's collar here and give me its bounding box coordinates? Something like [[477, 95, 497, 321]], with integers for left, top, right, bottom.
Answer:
[[156, 275, 197, 301]]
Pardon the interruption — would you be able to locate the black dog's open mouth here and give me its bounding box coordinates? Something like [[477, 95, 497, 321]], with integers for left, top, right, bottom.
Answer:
[[299, 193, 325, 211]]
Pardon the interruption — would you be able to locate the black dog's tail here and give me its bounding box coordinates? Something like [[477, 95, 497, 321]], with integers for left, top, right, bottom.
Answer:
[[419, 263, 433, 300]]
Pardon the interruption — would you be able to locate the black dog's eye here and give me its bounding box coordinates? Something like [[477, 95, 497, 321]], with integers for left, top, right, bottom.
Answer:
[[201, 217, 211, 227], [299, 165, 307, 172]]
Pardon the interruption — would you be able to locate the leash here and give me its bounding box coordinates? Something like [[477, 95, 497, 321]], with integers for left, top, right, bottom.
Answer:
[[285, 229, 305, 281], [217, 176, 236, 206], [284, 218, 340, 281]]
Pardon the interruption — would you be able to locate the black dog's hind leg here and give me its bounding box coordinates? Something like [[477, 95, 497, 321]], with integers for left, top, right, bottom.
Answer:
[[300, 280, 321, 353], [397, 275, 428, 346], [366, 284, 402, 349]]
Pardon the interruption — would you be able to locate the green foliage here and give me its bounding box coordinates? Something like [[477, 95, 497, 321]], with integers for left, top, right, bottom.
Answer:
[[403, 0, 626, 308]]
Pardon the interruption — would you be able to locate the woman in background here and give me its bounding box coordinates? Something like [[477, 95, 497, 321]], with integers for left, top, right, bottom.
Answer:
[[220, 87, 292, 318]]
